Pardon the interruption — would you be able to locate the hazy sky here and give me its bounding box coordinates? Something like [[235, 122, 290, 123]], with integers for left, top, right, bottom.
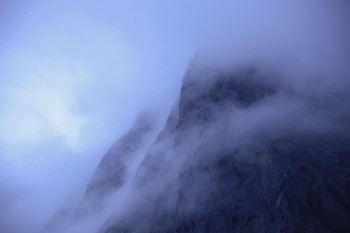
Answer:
[[0, 1, 197, 231], [0, 0, 349, 232], [0, 0, 198, 170]]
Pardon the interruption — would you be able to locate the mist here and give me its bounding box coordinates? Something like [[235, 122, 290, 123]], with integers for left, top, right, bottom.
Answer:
[[0, 0, 349, 233]]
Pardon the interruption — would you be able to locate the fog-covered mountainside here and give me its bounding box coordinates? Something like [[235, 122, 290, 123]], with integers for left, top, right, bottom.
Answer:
[[42, 114, 157, 233], [49, 56, 350, 233], [81, 114, 154, 208]]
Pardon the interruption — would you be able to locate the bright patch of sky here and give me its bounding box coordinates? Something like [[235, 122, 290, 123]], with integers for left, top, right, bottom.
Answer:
[[0, 60, 89, 147], [0, 4, 135, 168]]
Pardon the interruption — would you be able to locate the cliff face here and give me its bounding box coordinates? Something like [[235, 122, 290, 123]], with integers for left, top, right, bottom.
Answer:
[[85, 115, 154, 198], [89, 59, 350, 233], [78, 114, 155, 215]]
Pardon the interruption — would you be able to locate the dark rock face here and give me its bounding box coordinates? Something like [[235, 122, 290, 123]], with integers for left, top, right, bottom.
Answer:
[[169, 133, 350, 233], [97, 61, 350, 233], [178, 68, 277, 127]]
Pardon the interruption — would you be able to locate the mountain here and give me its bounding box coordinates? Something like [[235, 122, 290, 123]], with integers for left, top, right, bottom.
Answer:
[[65, 56, 350, 233]]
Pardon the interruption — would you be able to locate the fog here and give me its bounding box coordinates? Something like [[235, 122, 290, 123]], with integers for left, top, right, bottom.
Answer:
[[0, 0, 349, 233]]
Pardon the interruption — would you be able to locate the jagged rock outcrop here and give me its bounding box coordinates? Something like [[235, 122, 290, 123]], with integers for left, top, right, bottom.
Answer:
[[78, 113, 155, 213], [86, 115, 154, 197]]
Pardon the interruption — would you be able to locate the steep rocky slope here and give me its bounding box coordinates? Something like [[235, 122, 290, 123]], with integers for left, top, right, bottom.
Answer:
[[92, 59, 350, 233], [80, 114, 154, 210]]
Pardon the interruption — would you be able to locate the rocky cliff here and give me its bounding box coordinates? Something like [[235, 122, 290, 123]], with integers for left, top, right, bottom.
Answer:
[[89, 58, 350, 233]]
